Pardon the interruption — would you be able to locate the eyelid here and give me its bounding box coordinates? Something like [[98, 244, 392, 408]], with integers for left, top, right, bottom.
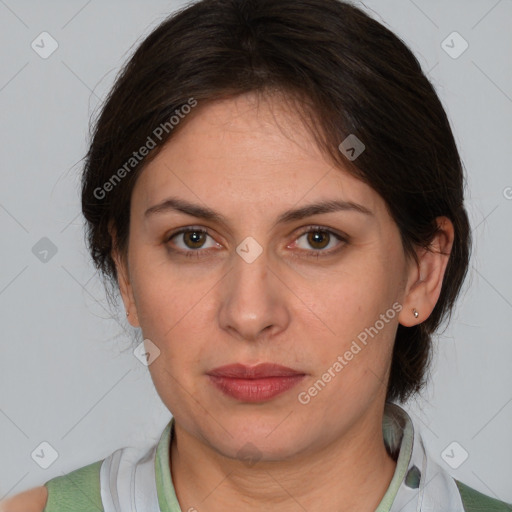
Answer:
[[165, 225, 212, 242], [293, 224, 348, 241]]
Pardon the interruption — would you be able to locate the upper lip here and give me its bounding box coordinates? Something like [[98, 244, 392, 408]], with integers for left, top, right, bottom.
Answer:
[[207, 363, 305, 379]]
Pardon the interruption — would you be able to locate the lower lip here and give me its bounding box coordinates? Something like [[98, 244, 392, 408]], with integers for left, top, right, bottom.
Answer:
[[208, 375, 305, 402]]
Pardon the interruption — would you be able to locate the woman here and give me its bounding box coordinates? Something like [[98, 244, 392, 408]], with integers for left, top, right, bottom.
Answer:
[[2, 0, 510, 510]]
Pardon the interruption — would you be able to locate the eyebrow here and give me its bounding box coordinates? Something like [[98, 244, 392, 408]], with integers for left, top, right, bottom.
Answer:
[[144, 196, 373, 226]]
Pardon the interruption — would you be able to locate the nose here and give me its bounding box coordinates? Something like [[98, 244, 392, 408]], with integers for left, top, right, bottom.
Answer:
[[218, 246, 291, 343]]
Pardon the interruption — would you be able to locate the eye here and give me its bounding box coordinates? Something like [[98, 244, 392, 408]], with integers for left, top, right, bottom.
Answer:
[[291, 226, 347, 257], [165, 225, 348, 259], [166, 227, 220, 257]]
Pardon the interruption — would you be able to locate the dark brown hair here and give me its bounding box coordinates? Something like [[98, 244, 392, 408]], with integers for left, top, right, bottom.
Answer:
[[81, 0, 472, 404]]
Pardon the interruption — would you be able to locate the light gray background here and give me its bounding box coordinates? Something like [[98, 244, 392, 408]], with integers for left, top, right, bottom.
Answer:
[[1, 0, 511, 504]]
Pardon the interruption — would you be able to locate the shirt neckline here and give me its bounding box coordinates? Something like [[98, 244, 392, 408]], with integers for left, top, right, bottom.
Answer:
[[154, 402, 415, 512]]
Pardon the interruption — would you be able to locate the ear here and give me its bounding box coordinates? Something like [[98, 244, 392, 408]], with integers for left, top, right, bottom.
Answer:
[[398, 216, 454, 327], [108, 220, 140, 328]]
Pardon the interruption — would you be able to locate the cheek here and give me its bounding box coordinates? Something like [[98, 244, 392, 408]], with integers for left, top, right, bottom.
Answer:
[[130, 247, 210, 334], [129, 254, 220, 377], [301, 257, 399, 395], [133, 269, 207, 408], [308, 260, 396, 337]]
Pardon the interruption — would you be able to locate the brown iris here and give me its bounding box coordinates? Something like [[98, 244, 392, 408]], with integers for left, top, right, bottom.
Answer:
[[183, 230, 207, 249], [306, 230, 330, 250]]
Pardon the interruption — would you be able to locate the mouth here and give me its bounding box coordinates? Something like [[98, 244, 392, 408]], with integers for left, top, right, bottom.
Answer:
[[207, 363, 305, 379], [206, 363, 306, 402]]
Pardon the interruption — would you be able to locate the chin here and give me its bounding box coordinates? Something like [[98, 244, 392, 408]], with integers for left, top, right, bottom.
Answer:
[[206, 423, 304, 463]]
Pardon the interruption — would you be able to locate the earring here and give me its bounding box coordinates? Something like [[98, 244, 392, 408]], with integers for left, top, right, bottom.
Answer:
[[412, 308, 419, 318], [126, 311, 130, 317]]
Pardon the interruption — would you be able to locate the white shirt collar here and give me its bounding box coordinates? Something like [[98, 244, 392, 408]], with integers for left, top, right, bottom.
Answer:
[[377, 402, 465, 511]]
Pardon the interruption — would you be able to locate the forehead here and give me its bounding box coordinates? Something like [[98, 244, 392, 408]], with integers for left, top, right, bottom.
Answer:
[[132, 93, 383, 219]]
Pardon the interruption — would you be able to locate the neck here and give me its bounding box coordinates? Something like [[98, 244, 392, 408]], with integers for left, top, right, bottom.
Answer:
[[170, 407, 398, 512]]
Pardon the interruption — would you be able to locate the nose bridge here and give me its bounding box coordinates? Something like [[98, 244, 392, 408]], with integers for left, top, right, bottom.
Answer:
[[218, 236, 289, 340]]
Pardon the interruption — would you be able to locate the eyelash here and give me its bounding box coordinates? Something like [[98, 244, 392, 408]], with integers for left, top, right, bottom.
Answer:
[[165, 225, 348, 259]]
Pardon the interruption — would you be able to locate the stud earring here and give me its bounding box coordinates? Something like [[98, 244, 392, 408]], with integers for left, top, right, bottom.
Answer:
[[126, 311, 130, 317], [412, 308, 419, 318]]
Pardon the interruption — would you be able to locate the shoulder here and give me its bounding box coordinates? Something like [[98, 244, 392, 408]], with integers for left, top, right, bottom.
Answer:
[[42, 459, 104, 512], [454, 478, 512, 512], [0, 486, 48, 512], [0, 459, 104, 512]]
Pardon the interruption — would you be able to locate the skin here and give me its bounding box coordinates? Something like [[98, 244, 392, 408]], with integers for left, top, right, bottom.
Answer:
[[0, 486, 47, 512], [0, 91, 453, 512]]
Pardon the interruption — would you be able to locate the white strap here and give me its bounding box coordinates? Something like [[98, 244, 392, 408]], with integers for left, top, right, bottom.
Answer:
[[100, 442, 161, 512]]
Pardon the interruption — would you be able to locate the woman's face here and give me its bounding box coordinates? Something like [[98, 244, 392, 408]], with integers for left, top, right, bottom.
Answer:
[[117, 92, 419, 461]]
